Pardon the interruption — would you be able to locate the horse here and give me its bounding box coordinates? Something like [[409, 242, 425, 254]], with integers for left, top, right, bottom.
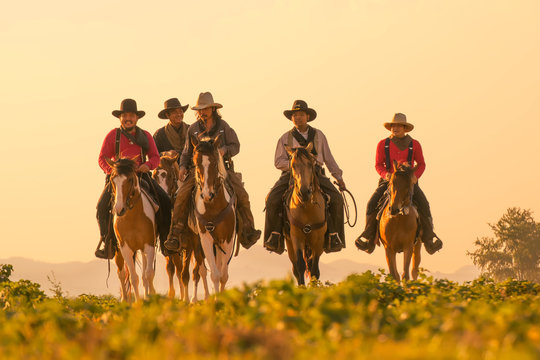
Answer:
[[284, 143, 327, 285], [378, 161, 422, 281], [105, 158, 157, 302], [192, 135, 237, 295], [152, 151, 209, 302]]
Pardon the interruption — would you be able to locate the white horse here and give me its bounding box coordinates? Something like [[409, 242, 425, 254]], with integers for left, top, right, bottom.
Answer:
[[192, 136, 236, 295]]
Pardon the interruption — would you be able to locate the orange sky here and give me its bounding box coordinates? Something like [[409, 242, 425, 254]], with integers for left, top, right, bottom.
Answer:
[[2, 0, 540, 274]]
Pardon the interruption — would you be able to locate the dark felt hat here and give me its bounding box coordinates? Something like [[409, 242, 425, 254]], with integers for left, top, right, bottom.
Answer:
[[158, 98, 189, 119], [112, 99, 145, 119], [283, 100, 317, 122]]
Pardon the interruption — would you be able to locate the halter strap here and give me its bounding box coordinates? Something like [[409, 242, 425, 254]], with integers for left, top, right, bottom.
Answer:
[[194, 193, 235, 233]]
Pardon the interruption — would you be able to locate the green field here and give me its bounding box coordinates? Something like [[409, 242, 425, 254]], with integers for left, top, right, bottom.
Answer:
[[1, 264, 539, 359]]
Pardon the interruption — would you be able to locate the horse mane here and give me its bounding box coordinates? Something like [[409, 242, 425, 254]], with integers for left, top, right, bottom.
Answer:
[[112, 158, 136, 176]]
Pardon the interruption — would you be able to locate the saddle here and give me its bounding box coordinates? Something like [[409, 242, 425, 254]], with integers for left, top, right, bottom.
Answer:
[[139, 177, 160, 213]]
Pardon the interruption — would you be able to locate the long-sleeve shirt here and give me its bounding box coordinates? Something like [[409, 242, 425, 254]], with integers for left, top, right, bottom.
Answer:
[[375, 137, 425, 179], [98, 128, 160, 174], [274, 126, 343, 180], [179, 118, 240, 169]]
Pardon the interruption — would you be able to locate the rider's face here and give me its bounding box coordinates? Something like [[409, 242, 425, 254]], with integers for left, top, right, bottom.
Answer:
[[167, 108, 184, 127], [120, 112, 139, 131], [390, 124, 406, 138], [196, 107, 214, 122], [292, 111, 309, 130]]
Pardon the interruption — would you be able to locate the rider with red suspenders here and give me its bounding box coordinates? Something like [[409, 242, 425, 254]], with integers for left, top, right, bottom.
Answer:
[[355, 113, 443, 255], [95, 99, 172, 259]]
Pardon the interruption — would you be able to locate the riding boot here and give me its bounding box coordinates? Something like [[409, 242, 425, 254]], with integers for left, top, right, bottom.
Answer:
[[355, 213, 378, 254], [420, 216, 443, 254], [228, 171, 261, 249], [264, 232, 285, 254], [95, 181, 115, 259]]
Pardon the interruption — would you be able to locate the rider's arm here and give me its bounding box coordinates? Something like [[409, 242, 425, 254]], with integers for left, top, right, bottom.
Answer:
[[413, 140, 426, 179], [179, 127, 195, 169], [221, 122, 240, 158], [318, 131, 343, 181], [144, 131, 161, 170], [98, 129, 117, 174], [274, 135, 290, 171], [375, 139, 389, 180]]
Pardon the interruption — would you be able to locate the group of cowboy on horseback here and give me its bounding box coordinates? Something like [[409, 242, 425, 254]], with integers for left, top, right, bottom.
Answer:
[[95, 93, 442, 262]]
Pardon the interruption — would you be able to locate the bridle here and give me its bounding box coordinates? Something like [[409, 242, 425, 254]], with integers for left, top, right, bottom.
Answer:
[[388, 169, 414, 216], [111, 171, 139, 215]]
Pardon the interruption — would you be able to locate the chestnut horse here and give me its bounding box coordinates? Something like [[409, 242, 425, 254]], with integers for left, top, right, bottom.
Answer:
[[379, 161, 422, 281], [106, 158, 157, 301], [153, 151, 209, 302], [192, 136, 236, 295], [285, 143, 326, 285]]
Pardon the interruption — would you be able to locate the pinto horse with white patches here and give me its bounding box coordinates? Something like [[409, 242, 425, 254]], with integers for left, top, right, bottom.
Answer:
[[106, 158, 157, 302], [192, 136, 236, 295], [285, 143, 327, 285], [153, 151, 209, 302]]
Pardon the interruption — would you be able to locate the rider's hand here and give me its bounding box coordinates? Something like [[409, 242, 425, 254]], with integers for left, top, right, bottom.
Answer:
[[137, 164, 150, 173], [178, 167, 187, 181], [337, 179, 346, 191], [385, 173, 391, 181]]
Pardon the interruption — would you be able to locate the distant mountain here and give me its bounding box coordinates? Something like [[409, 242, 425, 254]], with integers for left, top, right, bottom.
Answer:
[[1, 249, 480, 297]]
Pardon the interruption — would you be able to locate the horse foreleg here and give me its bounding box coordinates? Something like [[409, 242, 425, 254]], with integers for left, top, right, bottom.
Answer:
[[402, 245, 413, 282], [180, 249, 191, 302], [120, 244, 140, 302], [384, 247, 400, 282], [218, 238, 234, 292], [143, 244, 156, 297], [295, 248, 307, 286], [412, 240, 422, 280], [165, 255, 176, 299], [115, 253, 129, 302], [200, 232, 220, 296]]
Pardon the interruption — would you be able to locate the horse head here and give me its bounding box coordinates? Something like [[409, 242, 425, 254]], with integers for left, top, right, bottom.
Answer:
[[287, 142, 318, 204], [193, 134, 226, 203], [106, 157, 139, 217], [152, 151, 180, 197], [388, 160, 417, 216]]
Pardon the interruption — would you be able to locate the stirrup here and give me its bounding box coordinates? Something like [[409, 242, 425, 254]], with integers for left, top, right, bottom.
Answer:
[[423, 235, 443, 255]]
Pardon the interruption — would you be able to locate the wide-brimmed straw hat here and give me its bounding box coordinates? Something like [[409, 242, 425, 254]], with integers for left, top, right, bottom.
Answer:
[[384, 113, 414, 132], [191, 92, 223, 110], [283, 100, 317, 122], [112, 99, 145, 119], [158, 98, 189, 119]]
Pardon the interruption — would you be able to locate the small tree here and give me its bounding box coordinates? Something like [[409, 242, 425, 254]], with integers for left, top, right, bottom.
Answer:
[[468, 207, 540, 282]]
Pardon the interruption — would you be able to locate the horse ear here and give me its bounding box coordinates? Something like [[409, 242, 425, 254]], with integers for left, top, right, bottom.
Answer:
[[173, 152, 180, 162], [305, 142, 314, 153], [105, 158, 115, 167], [393, 160, 399, 172], [285, 145, 294, 157]]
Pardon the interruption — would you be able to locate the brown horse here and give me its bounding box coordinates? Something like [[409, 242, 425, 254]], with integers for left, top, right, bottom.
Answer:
[[106, 158, 157, 301], [152, 151, 209, 302], [192, 136, 237, 295], [379, 161, 422, 281], [285, 143, 326, 285]]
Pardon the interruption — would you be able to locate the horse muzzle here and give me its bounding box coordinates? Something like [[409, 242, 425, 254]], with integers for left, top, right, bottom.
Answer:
[[299, 186, 312, 202]]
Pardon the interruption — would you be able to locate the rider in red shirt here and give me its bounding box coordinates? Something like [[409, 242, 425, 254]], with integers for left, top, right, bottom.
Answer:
[[95, 99, 172, 259], [355, 113, 443, 255]]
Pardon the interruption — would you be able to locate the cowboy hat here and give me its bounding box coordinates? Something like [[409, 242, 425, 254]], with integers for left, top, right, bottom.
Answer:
[[112, 98, 145, 118], [384, 113, 414, 132], [191, 92, 223, 110], [158, 98, 189, 119], [283, 100, 317, 121]]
